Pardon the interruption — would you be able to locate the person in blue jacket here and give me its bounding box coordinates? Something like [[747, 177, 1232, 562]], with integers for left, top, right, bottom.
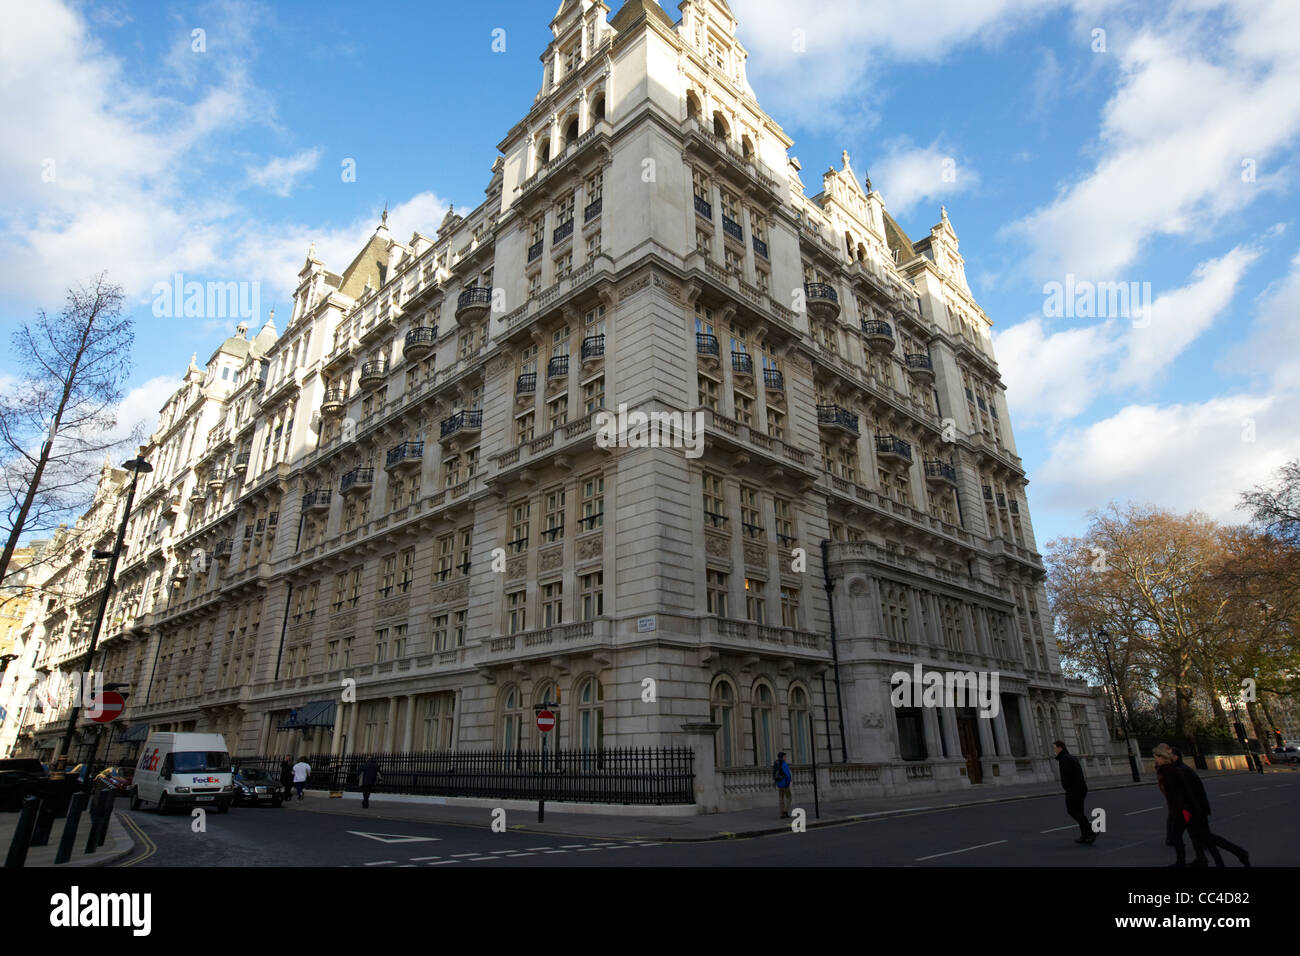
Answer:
[[774, 751, 792, 818]]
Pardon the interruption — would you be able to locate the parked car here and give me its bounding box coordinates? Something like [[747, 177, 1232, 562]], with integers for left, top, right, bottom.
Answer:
[[231, 767, 283, 807], [1272, 746, 1300, 765], [94, 765, 135, 795], [0, 758, 49, 812]]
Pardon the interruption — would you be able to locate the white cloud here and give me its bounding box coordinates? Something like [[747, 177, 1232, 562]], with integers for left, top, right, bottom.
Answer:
[[1033, 393, 1297, 526], [871, 140, 979, 216], [1224, 247, 1300, 391], [246, 148, 321, 197], [1003, 0, 1300, 282]]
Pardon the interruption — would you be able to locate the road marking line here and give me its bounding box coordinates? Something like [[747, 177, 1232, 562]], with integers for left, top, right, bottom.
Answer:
[[427, 860, 460, 865], [1040, 825, 1075, 833], [452, 853, 479, 858], [590, 842, 618, 846], [1123, 806, 1163, 816], [603, 845, 631, 849], [469, 856, 499, 861], [543, 850, 569, 854], [507, 852, 537, 857], [409, 856, 441, 861], [915, 840, 1007, 862], [1220, 791, 1240, 796], [560, 844, 586, 848], [491, 849, 518, 854], [364, 861, 396, 866], [577, 847, 605, 852], [526, 846, 552, 851]]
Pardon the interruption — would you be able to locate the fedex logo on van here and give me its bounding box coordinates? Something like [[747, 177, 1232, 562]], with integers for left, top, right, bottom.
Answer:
[[192, 776, 220, 784], [139, 749, 161, 772]]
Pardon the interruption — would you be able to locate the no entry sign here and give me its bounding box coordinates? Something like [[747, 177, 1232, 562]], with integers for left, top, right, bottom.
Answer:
[[90, 691, 126, 723], [536, 710, 555, 733]]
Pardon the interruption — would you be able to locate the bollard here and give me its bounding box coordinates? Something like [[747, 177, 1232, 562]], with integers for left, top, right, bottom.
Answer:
[[85, 789, 110, 855], [30, 800, 56, 847], [95, 791, 116, 848], [54, 790, 88, 865], [4, 796, 42, 868]]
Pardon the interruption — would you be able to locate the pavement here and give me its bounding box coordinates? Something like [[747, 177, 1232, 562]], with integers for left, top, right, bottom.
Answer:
[[0, 797, 136, 867], [276, 767, 1271, 843]]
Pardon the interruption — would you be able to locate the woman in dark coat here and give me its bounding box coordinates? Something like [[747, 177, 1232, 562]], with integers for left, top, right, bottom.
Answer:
[[279, 759, 294, 802]]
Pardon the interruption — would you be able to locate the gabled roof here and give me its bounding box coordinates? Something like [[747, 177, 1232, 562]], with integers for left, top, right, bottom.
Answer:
[[881, 209, 919, 265], [337, 229, 391, 299]]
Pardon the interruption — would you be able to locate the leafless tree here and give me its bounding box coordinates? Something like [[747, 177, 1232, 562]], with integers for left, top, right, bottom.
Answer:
[[0, 272, 137, 590], [1240, 458, 1300, 545]]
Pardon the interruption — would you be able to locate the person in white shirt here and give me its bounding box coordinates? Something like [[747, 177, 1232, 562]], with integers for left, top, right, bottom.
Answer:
[[292, 757, 311, 800]]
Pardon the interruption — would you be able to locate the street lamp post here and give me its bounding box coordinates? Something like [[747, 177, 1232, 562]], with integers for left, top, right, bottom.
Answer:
[[1098, 631, 1141, 782], [56, 453, 152, 769], [1217, 666, 1264, 775]]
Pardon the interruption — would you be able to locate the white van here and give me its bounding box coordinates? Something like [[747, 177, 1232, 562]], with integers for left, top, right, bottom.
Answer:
[[130, 732, 234, 814]]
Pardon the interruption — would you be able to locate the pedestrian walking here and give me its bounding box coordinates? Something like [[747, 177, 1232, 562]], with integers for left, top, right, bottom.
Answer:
[[292, 756, 311, 801], [1154, 743, 1201, 866], [1169, 745, 1250, 867], [360, 757, 381, 809], [279, 759, 294, 803], [773, 750, 792, 818], [1053, 741, 1095, 844]]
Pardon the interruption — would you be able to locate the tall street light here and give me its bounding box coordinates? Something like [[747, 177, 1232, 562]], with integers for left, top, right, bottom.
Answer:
[[1098, 630, 1141, 782], [56, 452, 152, 768], [1216, 666, 1264, 775]]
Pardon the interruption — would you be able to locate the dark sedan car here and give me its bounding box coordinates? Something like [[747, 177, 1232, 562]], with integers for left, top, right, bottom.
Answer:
[[231, 767, 284, 807], [0, 758, 48, 811]]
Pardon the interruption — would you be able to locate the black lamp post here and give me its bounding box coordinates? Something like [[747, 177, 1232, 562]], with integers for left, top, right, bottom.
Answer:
[[56, 453, 152, 768], [1217, 666, 1264, 774], [1098, 630, 1141, 781]]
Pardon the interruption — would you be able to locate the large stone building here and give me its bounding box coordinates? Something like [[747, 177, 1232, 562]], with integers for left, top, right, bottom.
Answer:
[[18, 0, 1113, 806]]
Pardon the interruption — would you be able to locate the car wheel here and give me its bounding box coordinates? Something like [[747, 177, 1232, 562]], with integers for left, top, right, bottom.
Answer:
[[129, 788, 142, 811], [157, 793, 169, 815]]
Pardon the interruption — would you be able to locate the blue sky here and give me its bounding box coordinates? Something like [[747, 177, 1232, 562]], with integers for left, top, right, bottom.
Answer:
[[2, 0, 1298, 551]]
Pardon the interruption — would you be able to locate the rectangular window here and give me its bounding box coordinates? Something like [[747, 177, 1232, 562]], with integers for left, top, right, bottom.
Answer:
[[740, 486, 762, 538], [581, 474, 604, 529], [766, 408, 785, 440], [516, 411, 535, 445], [453, 609, 467, 646], [374, 627, 389, 663], [780, 586, 800, 628], [332, 573, 346, 612], [580, 571, 603, 620], [436, 533, 455, 580], [432, 614, 449, 652], [508, 590, 527, 634], [510, 500, 530, 552], [548, 394, 568, 431], [349, 566, 362, 606], [457, 528, 472, 575], [734, 393, 753, 426], [774, 497, 794, 546], [745, 578, 766, 624], [703, 472, 726, 528], [582, 377, 605, 413], [698, 375, 720, 411], [542, 581, 563, 627], [544, 488, 565, 542], [379, 554, 396, 597], [400, 548, 415, 592], [707, 569, 729, 617]]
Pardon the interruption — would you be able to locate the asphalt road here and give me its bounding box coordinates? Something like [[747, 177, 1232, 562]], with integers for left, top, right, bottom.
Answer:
[[113, 771, 1299, 867]]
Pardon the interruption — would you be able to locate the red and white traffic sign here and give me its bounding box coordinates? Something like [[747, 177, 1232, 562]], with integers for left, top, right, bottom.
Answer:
[[89, 692, 126, 723], [536, 710, 555, 733]]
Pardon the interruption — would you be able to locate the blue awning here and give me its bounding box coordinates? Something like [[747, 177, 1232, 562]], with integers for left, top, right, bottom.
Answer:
[[278, 700, 337, 729]]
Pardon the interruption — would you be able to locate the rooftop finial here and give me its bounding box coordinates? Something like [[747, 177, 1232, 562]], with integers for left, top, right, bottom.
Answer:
[[842, 149, 850, 168], [381, 204, 389, 227]]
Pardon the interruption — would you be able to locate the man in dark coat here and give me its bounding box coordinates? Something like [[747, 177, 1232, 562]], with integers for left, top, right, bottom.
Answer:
[[360, 757, 381, 809], [1054, 740, 1095, 844], [1170, 745, 1250, 867], [1154, 743, 1197, 865], [279, 759, 294, 804]]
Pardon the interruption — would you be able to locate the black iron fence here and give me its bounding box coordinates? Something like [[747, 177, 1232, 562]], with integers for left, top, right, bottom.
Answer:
[[234, 747, 695, 806]]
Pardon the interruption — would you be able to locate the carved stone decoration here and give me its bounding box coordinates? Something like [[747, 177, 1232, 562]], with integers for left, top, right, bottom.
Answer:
[[705, 532, 731, 559], [506, 554, 527, 580], [329, 610, 357, 634], [576, 534, 603, 562], [539, 546, 564, 572], [653, 274, 682, 300], [620, 276, 651, 300], [743, 541, 768, 568], [376, 595, 410, 622], [861, 711, 884, 728]]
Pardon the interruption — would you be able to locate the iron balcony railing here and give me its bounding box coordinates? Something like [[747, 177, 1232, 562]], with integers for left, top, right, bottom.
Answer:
[[763, 368, 784, 391], [516, 372, 537, 394], [457, 286, 492, 310], [527, 240, 544, 262], [731, 351, 754, 375], [548, 355, 570, 378], [553, 218, 574, 244], [215, 539, 233, 557], [722, 216, 744, 242], [861, 320, 895, 339], [817, 404, 859, 433], [232, 748, 695, 806], [404, 327, 437, 349], [360, 360, 389, 380], [752, 235, 769, 259], [923, 461, 957, 483], [876, 434, 913, 462], [805, 282, 839, 304], [386, 441, 424, 468], [322, 387, 346, 405], [440, 408, 483, 438], [696, 332, 719, 357], [584, 197, 603, 221], [340, 468, 375, 493], [581, 334, 605, 360], [905, 353, 933, 371], [233, 451, 250, 468], [694, 195, 712, 219], [983, 485, 994, 500]]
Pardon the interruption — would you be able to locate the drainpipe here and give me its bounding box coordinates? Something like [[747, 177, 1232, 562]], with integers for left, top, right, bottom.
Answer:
[[272, 512, 307, 681], [820, 539, 848, 763]]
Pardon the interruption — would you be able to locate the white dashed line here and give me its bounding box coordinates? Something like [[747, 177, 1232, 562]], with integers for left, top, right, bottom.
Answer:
[[452, 853, 479, 858], [915, 840, 1007, 862], [560, 844, 586, 848], [507, 852, 537, 858], [543, 850, 569, 854], [364, 861, 395, 866], [468, 856, 498, 862], [1040, 825, 1074, 833], [526, 846, 552, 851], [1220, 791, 1240, 796], [1124, 806, 1163, 816], [427, 860, 459, 866], [410, 856, 441, 861], [577, 847, 605, 852], [491, 849, 518, 854]]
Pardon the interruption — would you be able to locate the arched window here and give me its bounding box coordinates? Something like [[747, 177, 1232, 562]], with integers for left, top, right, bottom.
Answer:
[[789, 685, 810, 764], [577, 677, 604, 752], [710, 678, 737, 768], [591, 94, 606, 124], [564, 117, 579, 149], [712, 111, 729, 139], [538, 140, 551, 166], [686, 90, 702, 122], [501, 685, 522, 751], [752, 682, 774, 766], [845, 231, 854, 258], [741, 135, 755, 161]]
